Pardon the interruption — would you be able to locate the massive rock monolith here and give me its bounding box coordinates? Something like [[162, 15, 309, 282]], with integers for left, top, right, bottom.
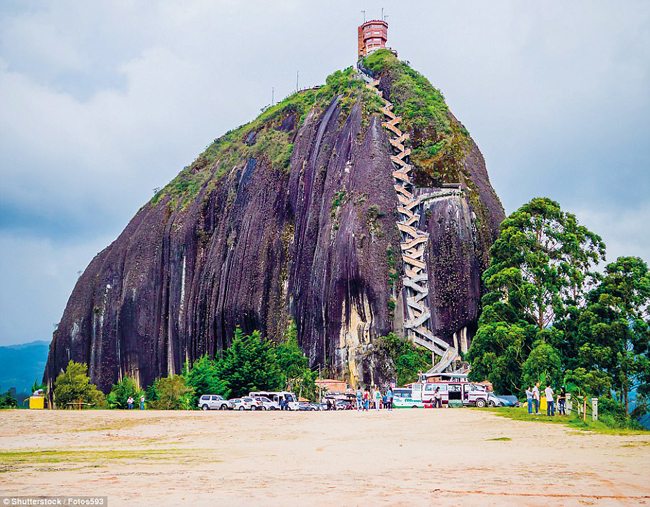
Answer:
[[45, 52, 505, 391]]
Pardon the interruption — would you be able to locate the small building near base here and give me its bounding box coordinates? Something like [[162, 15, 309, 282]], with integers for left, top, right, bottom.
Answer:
[[316, 379, 347, 393]]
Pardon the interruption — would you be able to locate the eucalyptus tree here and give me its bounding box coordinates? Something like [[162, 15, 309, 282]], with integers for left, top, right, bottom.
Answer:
[[467, 198, 605, 394], [575, 257, 650, 413]]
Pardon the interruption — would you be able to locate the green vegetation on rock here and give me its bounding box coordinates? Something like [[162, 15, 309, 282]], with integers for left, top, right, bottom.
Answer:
[[374, 332, 430, 386], [153, 67, 382, 210], [363, 49, 466, 187]]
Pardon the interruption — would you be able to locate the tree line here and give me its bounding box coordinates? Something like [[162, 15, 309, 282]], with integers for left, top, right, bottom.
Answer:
[[51, 324, 317, 409], [466, 197, 649, 426]]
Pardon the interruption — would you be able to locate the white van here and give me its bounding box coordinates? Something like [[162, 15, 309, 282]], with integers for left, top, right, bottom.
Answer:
[[411, 381, 489, 407], [249, 391, 299, 411], [391, 388, 425, 409]]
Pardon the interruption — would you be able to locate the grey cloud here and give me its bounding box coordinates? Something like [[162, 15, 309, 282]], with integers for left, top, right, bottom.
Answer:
[[0, 0, 648, 345]]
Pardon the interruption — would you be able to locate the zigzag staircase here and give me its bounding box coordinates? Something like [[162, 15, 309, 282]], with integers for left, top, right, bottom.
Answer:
[[358, 65, 458, 375]]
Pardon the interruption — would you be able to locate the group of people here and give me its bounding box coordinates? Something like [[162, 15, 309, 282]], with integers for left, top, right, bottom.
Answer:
[[525, 382, 567, 416], [355, 387, 394, 411], [126, 395, 146, 410]]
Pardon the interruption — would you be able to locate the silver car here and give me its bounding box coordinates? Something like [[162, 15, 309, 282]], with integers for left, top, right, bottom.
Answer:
[[253, 396, 280, 410], [198, 394, 230, 411]]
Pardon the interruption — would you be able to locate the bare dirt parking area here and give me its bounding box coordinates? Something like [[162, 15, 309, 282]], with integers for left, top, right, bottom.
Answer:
[[0, 409, 649, 506]]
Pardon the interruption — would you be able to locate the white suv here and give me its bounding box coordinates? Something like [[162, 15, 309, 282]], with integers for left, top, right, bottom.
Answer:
[[198, 394, 230, 411], [254, 396, 280, 410], [229, 397, 259, 410]]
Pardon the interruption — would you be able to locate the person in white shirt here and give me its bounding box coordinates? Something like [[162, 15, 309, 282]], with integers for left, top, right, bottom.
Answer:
[[373, 389, 382, 409], [525, 387, 534, 414], [532, 383, 540, 414], [545, 384, 555, 416]]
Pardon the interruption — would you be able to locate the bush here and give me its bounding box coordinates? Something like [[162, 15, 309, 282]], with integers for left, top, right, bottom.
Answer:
[[149, 376, 194, 410], [374, 333, 431, 386], [107, 376, 143, 409], [0, 389, 17, 409], [53, 361, 106, 409]]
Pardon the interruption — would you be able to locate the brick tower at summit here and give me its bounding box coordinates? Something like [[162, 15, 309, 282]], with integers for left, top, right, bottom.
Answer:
[[358, 20, 388, 58]]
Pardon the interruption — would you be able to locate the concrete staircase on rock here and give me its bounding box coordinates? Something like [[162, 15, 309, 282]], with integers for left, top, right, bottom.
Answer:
[[358, 67, 459, 373]]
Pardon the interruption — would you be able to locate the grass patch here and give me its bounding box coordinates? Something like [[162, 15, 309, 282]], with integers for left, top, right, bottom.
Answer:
[[485, 406, 650, 436], [0, 448, 193, 464], [486, 437, 512, 441]]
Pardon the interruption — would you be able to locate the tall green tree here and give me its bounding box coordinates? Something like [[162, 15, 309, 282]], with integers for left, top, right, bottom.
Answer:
[[53, 361, 106, 409], [575, 257, 650, 413], [186, 355, 229, 404], [467, 198, 605, 394], [216, 328, 283, 398], [276, 321, 317, 399]]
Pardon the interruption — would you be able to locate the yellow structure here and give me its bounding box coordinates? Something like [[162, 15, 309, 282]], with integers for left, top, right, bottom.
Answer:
[[29, 396, 45, 409]]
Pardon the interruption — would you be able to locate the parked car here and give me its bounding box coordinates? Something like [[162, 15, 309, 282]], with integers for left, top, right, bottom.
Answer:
[[492, 394, 519, 407], [335, 400, 354, 410], [198, 394, 230, 411], [253, 396, 280, 410], [229, 397, 259, 410]]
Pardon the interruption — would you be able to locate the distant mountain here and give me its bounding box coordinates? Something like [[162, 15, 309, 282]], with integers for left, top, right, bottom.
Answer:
[[0, 340, 49, 394]]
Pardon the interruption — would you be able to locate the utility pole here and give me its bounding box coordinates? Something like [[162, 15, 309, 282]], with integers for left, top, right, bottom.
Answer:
[[272, 87, 274, 105], [296, 71, 299, 92]]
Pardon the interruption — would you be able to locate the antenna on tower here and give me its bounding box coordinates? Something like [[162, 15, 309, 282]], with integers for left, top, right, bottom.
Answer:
[[361, 10, 366, 23], [381, 8, 384, 21], [296, 71, 299, 92], [272, 87, 274, 105]]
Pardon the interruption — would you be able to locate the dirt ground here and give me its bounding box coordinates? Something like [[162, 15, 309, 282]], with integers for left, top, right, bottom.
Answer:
[[0, 409, 649, 506]]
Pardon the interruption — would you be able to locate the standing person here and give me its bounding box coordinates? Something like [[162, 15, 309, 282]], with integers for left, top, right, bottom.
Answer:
[[140, 394, 145, 411], [127, 396, 134, 410], [363, 389, 370, 411], [434, 387, 441, 408], [382, 392, 387, 409], [532, 383, 541, 415], [386, 388, 393, 411], [356, 388, 363, 411], [525, 386, 534, 414], [374, 388, 382, 410], [545, 384, 555, 416], [557, 387, 566, 416]]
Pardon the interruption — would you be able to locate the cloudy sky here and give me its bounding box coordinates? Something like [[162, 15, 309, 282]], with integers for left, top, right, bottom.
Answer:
[[1, 0, 649, 346]]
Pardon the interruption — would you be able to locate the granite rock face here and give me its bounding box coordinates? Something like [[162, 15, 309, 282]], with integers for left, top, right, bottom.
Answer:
[[45, 71, 505, 392]]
